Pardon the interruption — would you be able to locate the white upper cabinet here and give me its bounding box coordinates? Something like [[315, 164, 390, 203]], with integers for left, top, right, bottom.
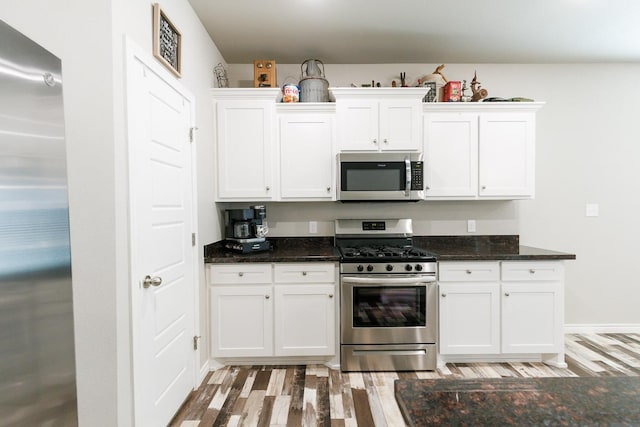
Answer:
[[479, 113, 535, 198], [213, 89, 279, 201], [423, 103, 543, 200], [424, 113, 479, 198], [333, 88, 426, 152], [277, 104, 336, 200]]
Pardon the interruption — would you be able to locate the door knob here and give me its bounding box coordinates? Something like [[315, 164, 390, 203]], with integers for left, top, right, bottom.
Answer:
[[143, 275, 162, 288]]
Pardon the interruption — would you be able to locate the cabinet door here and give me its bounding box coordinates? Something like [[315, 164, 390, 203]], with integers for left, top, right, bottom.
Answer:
[[423, 113, 478, 198], [274, 284, 336, 356], [216, 100, 274, 200], [379, 100, 421, 151], [479, 113, 535, 198], [501, 282, 563, 354], [439, 282, 500, 354], [210, 285, 273, 357], [279, 114, 335, 200], [337, 101, 379, 151]]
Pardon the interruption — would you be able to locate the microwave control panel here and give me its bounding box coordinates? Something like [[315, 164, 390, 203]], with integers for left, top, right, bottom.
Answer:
[[411, 162, 424, 190]]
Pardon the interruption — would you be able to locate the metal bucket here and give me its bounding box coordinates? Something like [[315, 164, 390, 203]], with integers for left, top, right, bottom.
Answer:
[[299, 77, 329, 102], [299, 59, 329, 102]]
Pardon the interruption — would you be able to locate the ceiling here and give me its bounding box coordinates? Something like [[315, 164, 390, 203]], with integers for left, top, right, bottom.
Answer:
[[188, 0, 640, 64]]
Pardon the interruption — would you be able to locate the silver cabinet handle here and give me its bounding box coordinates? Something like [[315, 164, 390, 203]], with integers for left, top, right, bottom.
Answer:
[[441, 293, 447, 297], [504, 292, 510, 296], [238, 272, 244, 277], [329, 294, 334, 298], [302, 271, 307, 276], [383, 138, 388, 144], [481, 185, 487, 190], [466, 270, 472, 274], [265, 295, 270, 299], [266, 186, 270, 191], [529, 269, 536, 274], [327, 186, 331, 192], [143, 275, 162, 288], [373, 138, 377, 144]]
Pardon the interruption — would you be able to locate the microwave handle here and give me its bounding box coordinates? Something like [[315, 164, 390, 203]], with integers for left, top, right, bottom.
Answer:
[[405, 156, 411, 196]]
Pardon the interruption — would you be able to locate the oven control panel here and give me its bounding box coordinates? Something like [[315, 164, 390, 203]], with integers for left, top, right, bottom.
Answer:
[[341, 262, 437, 275]]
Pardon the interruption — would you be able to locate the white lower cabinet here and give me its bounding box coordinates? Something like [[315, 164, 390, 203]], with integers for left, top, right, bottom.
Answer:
[[439, 260, 565, 364], [274, 284, 335, 356], [208, 262, 337, 360], [501, 262, 564, 354], [439, 282, 500, 354], [439, 262, 500, 355], [211, 285, 273, 357]]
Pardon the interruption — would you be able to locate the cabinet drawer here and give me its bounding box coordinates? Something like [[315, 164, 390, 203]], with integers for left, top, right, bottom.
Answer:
[[439, 262, 500, 282], [501, 261, 564, 281], [274, 263, 336, 283], [208, 263, 272, 284]]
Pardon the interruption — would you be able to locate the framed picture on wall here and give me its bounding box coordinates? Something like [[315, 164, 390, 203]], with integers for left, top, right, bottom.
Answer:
[[153, 3, 182, 78]]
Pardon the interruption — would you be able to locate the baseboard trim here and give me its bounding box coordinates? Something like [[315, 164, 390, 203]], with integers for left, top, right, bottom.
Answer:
[[198, 360, 210, 384], [564, 324, 640, 334]]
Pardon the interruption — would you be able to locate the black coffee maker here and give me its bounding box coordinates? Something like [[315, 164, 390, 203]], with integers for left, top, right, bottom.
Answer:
[[223, 205, 271, 253]]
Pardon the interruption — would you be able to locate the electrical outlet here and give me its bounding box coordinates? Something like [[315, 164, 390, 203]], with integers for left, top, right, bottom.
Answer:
[[585, 204, 599, 217], [467, 220, 476, 233], [309, 221, 318, 234]]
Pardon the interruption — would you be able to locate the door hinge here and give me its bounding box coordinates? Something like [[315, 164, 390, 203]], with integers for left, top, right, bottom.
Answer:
[[192, 232, 196, 246], [189, 126, 198, 143], [193, 335, 201, 350]]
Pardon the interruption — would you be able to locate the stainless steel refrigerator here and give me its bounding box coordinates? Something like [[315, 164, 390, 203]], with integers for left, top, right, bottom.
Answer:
[[0, 20, 77, 425]]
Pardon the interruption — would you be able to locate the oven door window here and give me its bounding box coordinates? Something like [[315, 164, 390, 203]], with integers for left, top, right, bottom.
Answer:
[[352, 286, 426, 327], [341, 162, 405, 191]]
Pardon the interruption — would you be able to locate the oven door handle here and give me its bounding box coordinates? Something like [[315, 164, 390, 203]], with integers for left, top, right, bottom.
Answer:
[[341, 276, 436, 284]]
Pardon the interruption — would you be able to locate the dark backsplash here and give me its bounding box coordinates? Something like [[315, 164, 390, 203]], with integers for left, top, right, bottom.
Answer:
[[413, 235, 520, 255]]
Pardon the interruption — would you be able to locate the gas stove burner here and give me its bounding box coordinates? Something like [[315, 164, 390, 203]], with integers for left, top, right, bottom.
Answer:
[[338, 244, 436, 261], [335, 218, 437, 263], [348, 246, 407, 258]]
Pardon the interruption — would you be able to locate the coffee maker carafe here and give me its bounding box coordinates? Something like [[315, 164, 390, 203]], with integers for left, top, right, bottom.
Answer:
[[223, 205, 271, 253]]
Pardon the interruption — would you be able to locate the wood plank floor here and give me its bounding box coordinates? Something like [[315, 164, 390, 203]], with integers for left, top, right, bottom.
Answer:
[[169, 333, 640, 427]]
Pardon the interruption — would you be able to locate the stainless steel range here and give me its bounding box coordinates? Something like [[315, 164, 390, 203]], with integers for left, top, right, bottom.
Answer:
[[335, 219, 438, 372]]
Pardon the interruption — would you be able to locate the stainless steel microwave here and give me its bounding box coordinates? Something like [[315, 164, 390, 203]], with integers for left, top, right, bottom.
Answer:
[[337, 152, 425, 201]]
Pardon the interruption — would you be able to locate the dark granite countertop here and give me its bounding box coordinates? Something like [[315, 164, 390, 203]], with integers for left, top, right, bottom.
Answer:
[[204, 235, 575, 263], [395, 376, 640, 426], [204, 237, 341, 263], [414, 235, 576, 261]]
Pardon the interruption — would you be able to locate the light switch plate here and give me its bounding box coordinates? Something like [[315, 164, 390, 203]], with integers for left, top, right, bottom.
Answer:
[[309, 221, 318, 234], [467, 219, 476, 233], [585, 204, 599, 217]]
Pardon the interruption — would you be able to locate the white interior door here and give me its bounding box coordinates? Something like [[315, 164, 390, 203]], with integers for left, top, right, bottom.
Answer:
[[126, 42, 197, 426]]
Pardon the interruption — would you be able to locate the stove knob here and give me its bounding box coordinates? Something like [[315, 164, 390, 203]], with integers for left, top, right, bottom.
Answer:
[[357, 265, 364, 272], [405, 264, 413, 272], [386, 264, 393, 272], [415, 264, 423, 272], [367, 265, 374, 272]]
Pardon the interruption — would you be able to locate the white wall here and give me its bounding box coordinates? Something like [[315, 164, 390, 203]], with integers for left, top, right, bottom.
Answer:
[[1, 0, 223, 425], [227, 62, 640, 328]]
